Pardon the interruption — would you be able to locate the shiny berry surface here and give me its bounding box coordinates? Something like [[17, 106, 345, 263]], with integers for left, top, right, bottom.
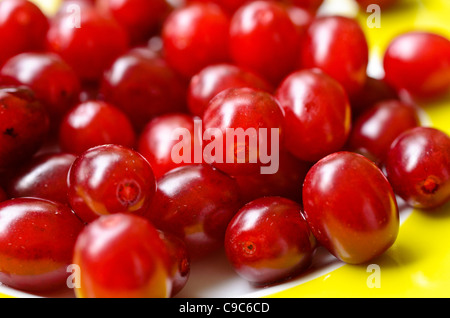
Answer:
[[147, 164, 242, 259], [385, 127, 450, 210], [229, 1, 300, 85], [73, 213, 171, 298], [0, 0, 49, 66], [203, 87, 285, 176], [68, 144, 156, 223], [7, 152, 76, 205], [276, 69, 352, 162], [162, 2, 230, 78], [383, 31, 450, 99], [302, 151, 399, 264], [300, 15, 369, 96], [0, 87, 49, 171], [188, 63, 273, 117], [347, 99, 420, 165], [225, 197, 317, 286], [59, 101, 136, 155], [0, 197, 84, 292]]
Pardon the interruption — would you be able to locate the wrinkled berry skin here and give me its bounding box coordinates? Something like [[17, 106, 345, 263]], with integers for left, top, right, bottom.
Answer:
[[303, 152, 399, 264], [385, 127, 450, 210], [147, 164, 242, 259], [68, 144, 157, 223], [0, 87, 49, 171], [225, 197, 317, 286], [0, 198, 85, 292]]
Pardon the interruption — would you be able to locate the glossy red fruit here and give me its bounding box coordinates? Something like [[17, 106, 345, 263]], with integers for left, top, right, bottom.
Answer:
[[383, 31, 450, 99], [234, 151, 311, 204], [0, 87, 50, 171], [0, 0, 49, 66], [73, 213, 171, 298], [59, 101, 136, 155], [300, 15, 369, 96], [46, 5, 129, 83], [347, 100, 420, 165], [162, 2, 231, 78], [229, 1, 300, 85], [286, 4, 314, 40], [283, 0, 323, 12], [97, 0, 170, 45], [100, 50, 188, 131], [225, 197, 317, 286], [385, 127, 450, 210], [137, 113, 201, 180], [0, 52, 81, 128], [203, 87, 285, 176], [188, 63, 273, 117], [0, 197, 85, 292], [146, 164, 242, 259], [68, 144, 156, 223], [276, 69, 352, 163], [303, 151, 399, 264], [158, 230, 190, 297], [6, 152, 76, 205]]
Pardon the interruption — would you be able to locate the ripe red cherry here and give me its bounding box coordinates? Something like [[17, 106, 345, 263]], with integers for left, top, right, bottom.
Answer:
[[137, 113, 201, 180], [6, 152, 76, 205], [0, 87, 49, 171], [283, 0, 323, 12], [146, 164, 242, 259], [276, 69, 352, 163], [158, 230, 190, 297], [225, 197, 317, 286], [385, 127, 450, 210], [300, 15, 369, 96], [46, 5, 129, 83], [68, 144, 157, 223], [0, 197, 85, 292], [100, 50, 188, 131], [347, 100, 420, 165], [383, 31, 450, 99], [188, 63, 273, 117], [0, 0, 49, 66], [97, 0, 170, 46], [229, 1, 300, 85], [73, 213, 171, 298], [0, 52, 81, 128], [286, 4, 314, 40], [59, 101, 136, 155], [302, 151, 399, 264], [203, 87, 285, 176], [162, 2, 231, 78]]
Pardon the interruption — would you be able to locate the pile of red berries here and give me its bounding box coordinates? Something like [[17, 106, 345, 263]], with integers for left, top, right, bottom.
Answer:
[[0, 0, 449, 298]]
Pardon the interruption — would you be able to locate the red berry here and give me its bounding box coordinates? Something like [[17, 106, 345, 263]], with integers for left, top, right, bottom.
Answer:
[[225, 197, 317, 286], [68, 144, 156, 223], [0, 197, 85, 292], [347, 100, 420, 165], [162, 2, 231, 78], [283, 0, 323, 12], [0, 0, 49, 66], [302, 151, 399, 264], [73, 213, 171, 298], [385, 127, 450, 210], [383, 31, 450, 99], [46, 5, 129, 83], [188, 63, 273, 117], [146, 164, 242, 259], [229, 1, 300, 85], [59, 100, 136, 155], [300, 15, 369, 96], [100, 50, 188, 131], [7, 152, 76, 205], [0, 87, 49, 171], [0, 52, 81, 128], [203, 87, 285, 176], [276, 69, 352, 162]]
